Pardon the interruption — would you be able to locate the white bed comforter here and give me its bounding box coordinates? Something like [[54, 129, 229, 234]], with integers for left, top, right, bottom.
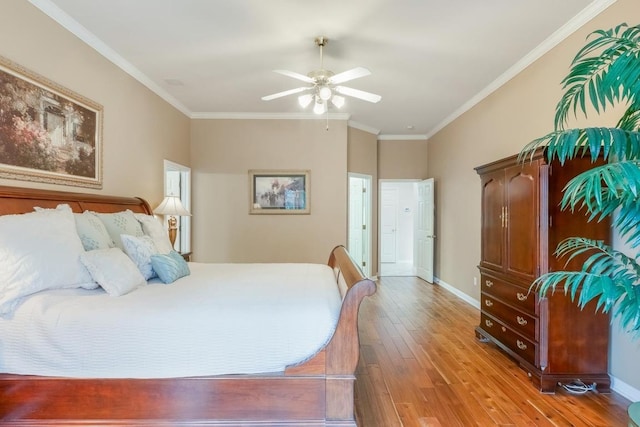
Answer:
[[0, 262, 342, 378]]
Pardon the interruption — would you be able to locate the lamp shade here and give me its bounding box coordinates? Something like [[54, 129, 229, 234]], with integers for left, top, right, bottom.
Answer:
[[298, 93, 313, 108], [153, 196, 191, 216], [313, 99, 327, 115]]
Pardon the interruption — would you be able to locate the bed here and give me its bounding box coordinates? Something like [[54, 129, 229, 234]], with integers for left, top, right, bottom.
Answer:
[[0, 185, 376, 426]]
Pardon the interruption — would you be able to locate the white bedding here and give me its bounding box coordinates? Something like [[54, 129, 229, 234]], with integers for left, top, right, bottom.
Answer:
[[0, 262, 342, 378]]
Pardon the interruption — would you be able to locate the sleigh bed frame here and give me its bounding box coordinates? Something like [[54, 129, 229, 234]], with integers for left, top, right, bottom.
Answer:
[[0, 185, 376, 426]]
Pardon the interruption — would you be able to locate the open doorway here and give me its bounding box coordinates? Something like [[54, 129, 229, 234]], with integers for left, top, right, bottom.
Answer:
[[163, 160, 191, 254], [379, 180, 419, 276]]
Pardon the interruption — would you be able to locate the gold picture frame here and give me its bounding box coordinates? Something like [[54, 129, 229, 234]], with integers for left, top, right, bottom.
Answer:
[[249, 170, 310, 214], [0, 55, 103, 188]]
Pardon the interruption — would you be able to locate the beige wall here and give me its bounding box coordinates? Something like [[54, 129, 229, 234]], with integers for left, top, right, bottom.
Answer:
[[347, 127, 378, 274], [378, 139, 428, 180], [427, 0, 640, 393], [0, 1, 190, 207], [190, 118, 348, 264]]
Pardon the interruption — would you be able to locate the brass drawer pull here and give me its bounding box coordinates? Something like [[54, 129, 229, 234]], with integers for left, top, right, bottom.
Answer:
[[517, 316, 528, 326], [516, 340, 527, 350], [485, 300, 494, 307], [485, 280, 493, 287], [485, 319, 494, 328], [516, 292, 528, 301]]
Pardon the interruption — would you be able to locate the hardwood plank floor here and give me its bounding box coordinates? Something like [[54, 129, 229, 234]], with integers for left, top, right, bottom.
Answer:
[[354, 276, 631, 426]]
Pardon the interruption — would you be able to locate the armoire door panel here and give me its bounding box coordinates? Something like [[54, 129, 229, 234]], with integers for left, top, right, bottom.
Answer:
[[504, 163, 540, 280], [480, 171, 504, 271]]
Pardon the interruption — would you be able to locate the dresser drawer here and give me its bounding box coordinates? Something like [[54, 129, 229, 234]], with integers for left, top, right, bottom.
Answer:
[[481, 274, 536, 315], [481, 294, 538, 341], [480, 313, 538, 367]]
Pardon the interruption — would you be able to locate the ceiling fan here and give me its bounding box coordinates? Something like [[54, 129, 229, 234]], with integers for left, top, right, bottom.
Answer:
[[261, 36, 381, 115]]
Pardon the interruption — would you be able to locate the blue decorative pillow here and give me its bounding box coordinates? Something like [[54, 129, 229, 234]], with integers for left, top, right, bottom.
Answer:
[[121, 234, 158, 280], [150, 251, 190, 284]]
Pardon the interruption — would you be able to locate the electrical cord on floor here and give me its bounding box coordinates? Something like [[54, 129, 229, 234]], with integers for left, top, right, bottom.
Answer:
[[559, 379, 598, 394]]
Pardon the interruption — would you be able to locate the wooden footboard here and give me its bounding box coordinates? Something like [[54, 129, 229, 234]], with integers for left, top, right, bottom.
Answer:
[[0, 185, 376, 426]]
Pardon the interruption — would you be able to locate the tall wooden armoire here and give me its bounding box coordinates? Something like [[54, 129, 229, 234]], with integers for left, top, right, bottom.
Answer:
[[475, 150, 610, 393]]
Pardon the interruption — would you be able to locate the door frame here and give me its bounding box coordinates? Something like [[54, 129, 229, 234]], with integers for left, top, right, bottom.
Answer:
[[348, 173, 372, 277], [378, 179, 421, 276]]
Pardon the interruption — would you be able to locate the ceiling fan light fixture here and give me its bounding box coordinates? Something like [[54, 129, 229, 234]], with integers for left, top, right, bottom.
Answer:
[[313, 99, 326, 115], [318, 85, 332, 101], [331, 95, 345, 109], [298, 93, 313, 108], [261, 36, 381, 110]]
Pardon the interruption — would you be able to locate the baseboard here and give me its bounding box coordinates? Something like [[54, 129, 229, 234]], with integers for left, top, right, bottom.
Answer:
[[433, 276, 480, 310], [433, 276, 640, 402], [611, 376, 640, 402]]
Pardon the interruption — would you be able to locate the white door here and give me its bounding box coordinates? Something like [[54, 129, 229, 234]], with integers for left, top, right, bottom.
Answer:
[[380, 187, 398, 263], [416, 178, 435, 282], [348, 174, 371, 277], [348, 177, 364, 272], [166, 171, 181, 196]]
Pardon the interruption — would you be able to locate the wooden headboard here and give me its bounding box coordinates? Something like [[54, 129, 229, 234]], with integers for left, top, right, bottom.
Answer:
[[0, 185, 152, 216]]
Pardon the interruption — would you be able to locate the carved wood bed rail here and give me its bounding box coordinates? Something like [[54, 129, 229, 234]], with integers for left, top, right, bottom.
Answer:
[[0, 185, 376, 426]]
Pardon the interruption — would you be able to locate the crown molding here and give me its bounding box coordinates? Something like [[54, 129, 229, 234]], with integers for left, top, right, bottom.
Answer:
[[425, 0, 618, 139], [347, 121, 380, 135], [378, 134, 428, 141], [190, 112, 350, 120]]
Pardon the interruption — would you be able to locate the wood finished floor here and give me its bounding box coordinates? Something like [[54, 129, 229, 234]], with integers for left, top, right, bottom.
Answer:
[[354, 276, 631, 427]]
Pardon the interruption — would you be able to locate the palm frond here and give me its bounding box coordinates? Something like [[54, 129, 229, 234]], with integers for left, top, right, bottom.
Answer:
[[554, 23, 640, 130], [532, 237, 640, 335], [560, 160, 640, 212], [617, 102, 640, 132], [518, 127, 640, 165], [559, 161, 640, 249]]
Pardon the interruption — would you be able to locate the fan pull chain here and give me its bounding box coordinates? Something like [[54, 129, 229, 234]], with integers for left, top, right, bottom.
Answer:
[[325, 107, 329, 131]]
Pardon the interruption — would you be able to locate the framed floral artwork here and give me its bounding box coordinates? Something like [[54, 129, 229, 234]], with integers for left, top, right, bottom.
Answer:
[[0, 55, 103, 188], [249, 170, 310, 214]]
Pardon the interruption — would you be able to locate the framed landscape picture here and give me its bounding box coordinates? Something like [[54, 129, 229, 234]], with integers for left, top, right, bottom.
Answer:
[[0, 55, 103, 188], [249, 170, 310, 214]]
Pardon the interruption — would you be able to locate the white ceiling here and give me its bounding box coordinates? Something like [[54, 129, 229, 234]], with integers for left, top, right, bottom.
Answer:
[[32, 0, 613, 137]]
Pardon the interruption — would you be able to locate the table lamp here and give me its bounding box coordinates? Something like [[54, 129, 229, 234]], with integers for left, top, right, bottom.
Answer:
[[153, 195, 191, 249]]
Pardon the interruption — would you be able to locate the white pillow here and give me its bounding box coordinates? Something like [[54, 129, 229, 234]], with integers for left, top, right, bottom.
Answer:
[[34, 203, 73, 213], [134, 213, 173, 254], [80, 248, 146, 296], [33, 203, 115, 251], [94, 210, 144, 250], [121, 234, 158, 280], [34, 204, 115, 251], [0, 208, 95, 316], [75, 211, 115, 251]]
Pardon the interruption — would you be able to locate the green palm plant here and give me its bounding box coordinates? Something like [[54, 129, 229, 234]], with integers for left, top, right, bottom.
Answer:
[[520, 23, 640, 336]]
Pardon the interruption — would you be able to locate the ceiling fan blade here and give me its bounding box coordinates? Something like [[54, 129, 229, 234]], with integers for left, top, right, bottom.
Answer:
[[273, 69, 314, 83], [329, 67, 371, 84], [334, 86, 381, 103], [261, 87, 309, 101]]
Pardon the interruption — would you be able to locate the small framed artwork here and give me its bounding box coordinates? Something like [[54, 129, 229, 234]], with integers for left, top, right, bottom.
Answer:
[[0, 55, 103, 188], [249, 170, 310, 214]]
